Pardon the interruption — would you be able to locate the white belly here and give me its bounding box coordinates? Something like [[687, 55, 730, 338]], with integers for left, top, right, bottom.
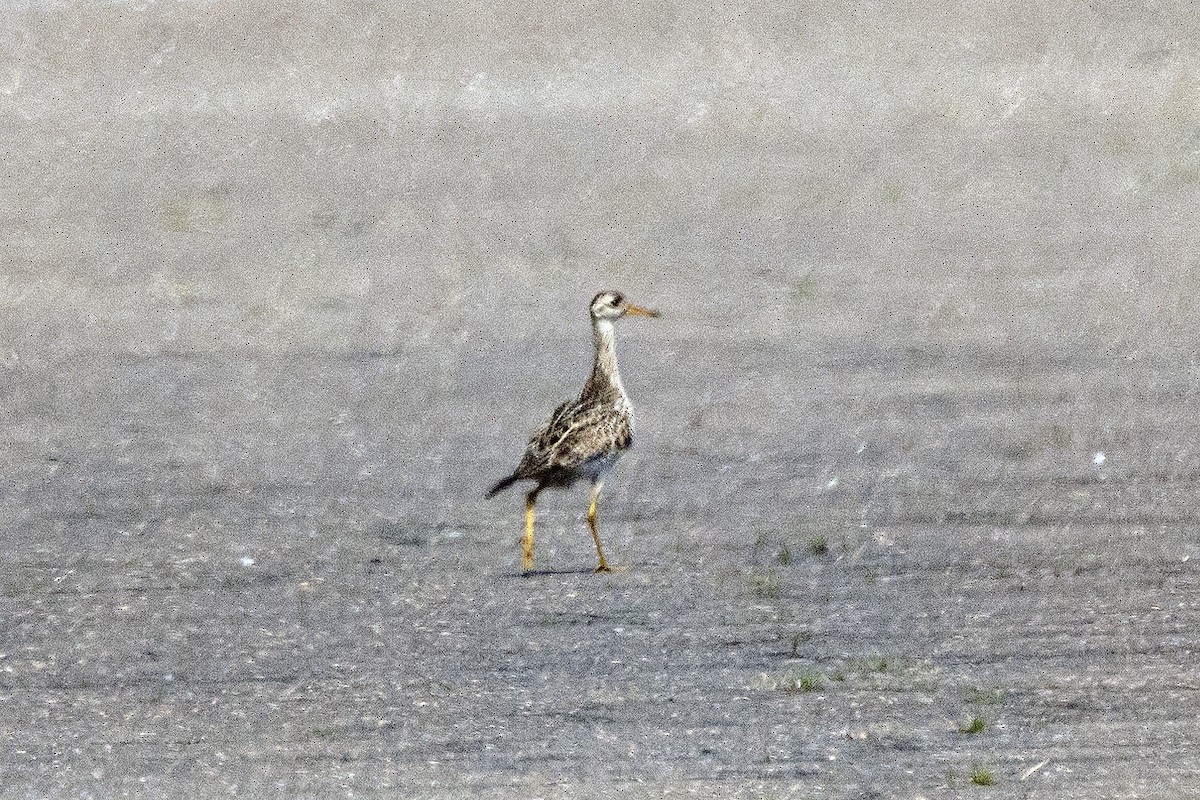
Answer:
[[577, 451, 622, 482]]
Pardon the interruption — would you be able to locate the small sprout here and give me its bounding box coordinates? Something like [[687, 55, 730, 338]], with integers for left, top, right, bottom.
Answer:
[[809, 536, 829, 557], [791, 275, 818, 303], [777, 545, 793, 565], [864, 655, 891, 673], [781, 669, 824, 693], [970, 766, 995, 786], [1048, 424, 1073, 448], [749, 573, 781, 599], [797, 672, 823, 692], [965, 687, 1005, 705], [841, 655, 894, 676], [309, 727, 340, 740], [960, 716, 986, 734], [788, 631, 810, 656], [882, 179, 904, 204], [754, 531, 770, 549]]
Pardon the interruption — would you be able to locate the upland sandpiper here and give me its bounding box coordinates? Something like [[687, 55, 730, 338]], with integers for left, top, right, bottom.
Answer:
[[486, 291, 659, 574]]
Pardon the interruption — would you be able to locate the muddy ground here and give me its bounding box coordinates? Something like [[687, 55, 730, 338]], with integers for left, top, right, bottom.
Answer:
[[2, 2, 1199, 798]]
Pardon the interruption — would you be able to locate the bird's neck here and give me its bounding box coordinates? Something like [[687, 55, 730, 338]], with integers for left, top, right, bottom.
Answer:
[[584, 318, 627, 400]]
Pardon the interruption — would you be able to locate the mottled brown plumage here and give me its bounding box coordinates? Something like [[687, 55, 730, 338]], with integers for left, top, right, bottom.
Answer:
[[487, 291, 659, 573]]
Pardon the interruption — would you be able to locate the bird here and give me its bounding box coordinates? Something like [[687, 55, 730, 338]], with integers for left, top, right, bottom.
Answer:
[[486, 290, 659, 574]]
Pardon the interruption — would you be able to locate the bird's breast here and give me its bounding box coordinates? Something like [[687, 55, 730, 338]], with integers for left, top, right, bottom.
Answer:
[[615, 396, 634, 424]]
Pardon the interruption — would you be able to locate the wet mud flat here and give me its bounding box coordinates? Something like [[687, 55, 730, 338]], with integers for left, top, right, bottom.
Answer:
[[1, 342, 1197, 799]]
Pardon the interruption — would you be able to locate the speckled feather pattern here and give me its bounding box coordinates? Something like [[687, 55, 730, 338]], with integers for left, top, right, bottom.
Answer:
[[490, 299, 642, 495], [510, 388, 634, 488]]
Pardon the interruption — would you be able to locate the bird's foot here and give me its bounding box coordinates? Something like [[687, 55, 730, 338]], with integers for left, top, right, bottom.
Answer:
[[594, 562, 611, 574]]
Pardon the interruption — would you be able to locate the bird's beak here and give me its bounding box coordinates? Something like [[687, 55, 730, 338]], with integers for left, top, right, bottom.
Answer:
[[625, 304, 660, 318]]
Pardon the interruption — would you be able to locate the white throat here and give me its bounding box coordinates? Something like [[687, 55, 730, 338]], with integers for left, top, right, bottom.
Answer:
[[590, 317, 628, 399]]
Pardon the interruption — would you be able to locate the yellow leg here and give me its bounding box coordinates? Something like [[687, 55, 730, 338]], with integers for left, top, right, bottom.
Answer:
[[523, 491, 537, 573], [587, 483, 610, 573]]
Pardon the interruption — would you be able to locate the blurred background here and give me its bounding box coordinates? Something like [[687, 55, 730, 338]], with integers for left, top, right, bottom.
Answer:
[[3, 1, 1198, 536]]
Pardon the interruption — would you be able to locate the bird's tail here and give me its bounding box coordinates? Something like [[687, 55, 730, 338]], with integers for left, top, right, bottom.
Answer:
[[485, 474, 519, 499]]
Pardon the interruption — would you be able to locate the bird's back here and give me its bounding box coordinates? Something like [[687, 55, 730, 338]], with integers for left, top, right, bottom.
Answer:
[[512, 391, 633, 486]]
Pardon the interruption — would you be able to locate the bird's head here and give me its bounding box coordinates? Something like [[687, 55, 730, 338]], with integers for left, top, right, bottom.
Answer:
[[589, 291, 660, 322]]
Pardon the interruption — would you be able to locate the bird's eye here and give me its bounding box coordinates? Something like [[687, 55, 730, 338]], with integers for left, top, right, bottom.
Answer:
[[611, 293, 623, 305]]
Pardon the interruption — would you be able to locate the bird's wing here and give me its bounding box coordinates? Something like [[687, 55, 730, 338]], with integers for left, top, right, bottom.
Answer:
[[517, 398, 630, 475], [513, 400, 575, 474], [488, 401, 574, 496]]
